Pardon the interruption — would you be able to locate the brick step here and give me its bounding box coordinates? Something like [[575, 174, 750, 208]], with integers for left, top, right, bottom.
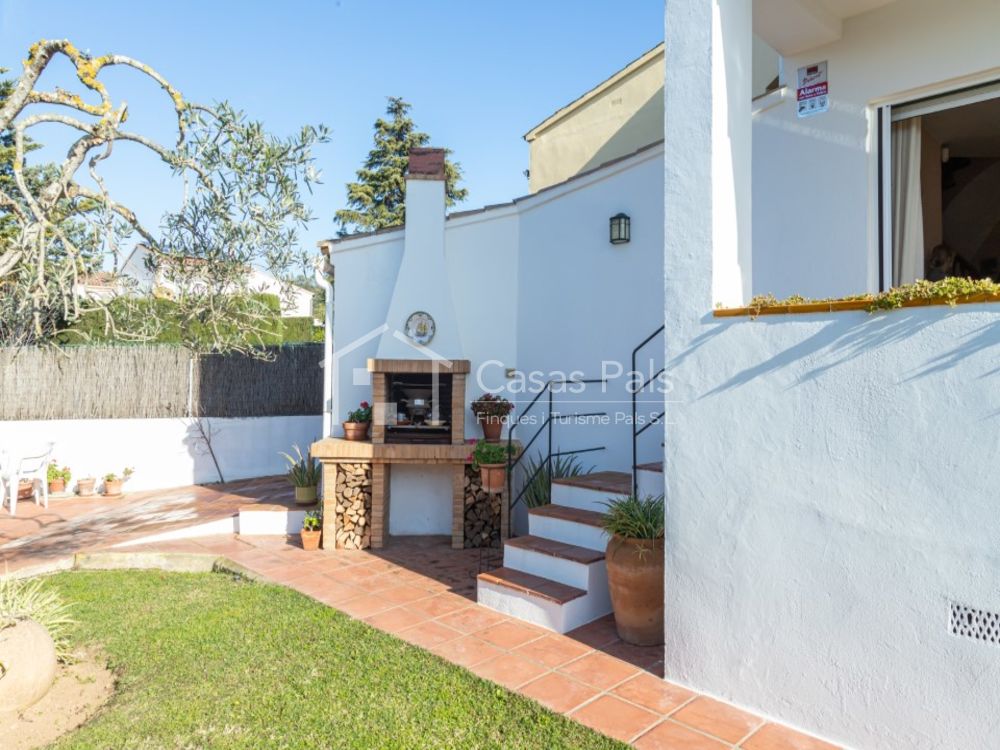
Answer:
[[527, 504, 608, 551], [503, 535, 605, 564], [636, 461, 663, 473], [477, 567, 586, 605]]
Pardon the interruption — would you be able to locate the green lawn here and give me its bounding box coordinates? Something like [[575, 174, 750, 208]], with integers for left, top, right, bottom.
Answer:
[[44, 570, 624, 749]]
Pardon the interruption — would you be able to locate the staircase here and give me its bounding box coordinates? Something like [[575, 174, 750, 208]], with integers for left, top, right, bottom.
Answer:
[[476, 471, 630, 634]]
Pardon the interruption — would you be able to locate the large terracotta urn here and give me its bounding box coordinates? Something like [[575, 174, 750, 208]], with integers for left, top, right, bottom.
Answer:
[[605, 536, 664, 646], [0, 619, 58, 713]]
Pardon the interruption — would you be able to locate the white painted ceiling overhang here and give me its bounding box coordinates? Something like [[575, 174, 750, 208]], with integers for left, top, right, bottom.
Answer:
[[753, 0, 899, 56]]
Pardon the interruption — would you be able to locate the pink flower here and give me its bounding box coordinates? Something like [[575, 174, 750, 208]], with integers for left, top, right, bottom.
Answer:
[[360, 401, 369, 409]]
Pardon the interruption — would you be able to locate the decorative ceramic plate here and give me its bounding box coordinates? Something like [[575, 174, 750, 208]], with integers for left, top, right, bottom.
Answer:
[[404, 311, 436, 345]]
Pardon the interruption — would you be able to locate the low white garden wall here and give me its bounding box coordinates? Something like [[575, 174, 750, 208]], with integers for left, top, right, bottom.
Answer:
[[0, 416, 321, 492]]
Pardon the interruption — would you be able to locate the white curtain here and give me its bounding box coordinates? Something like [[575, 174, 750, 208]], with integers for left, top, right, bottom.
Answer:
[[892, 117, 925, 285]]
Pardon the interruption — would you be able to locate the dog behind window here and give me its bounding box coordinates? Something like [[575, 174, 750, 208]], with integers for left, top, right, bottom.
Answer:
[[926, 244, 978, 281]]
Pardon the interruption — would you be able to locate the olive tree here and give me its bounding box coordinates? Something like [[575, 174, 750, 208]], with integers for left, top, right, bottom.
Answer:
[[0, 39, 328, 353]]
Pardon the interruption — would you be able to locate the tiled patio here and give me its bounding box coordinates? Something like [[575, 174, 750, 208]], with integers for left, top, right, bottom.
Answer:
[[0, 481, 840, 749]]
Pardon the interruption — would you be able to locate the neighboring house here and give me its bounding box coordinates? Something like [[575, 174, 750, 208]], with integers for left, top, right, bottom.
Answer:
[[318, 4, 999, 748], [524, 38, 779, 193], [120, 244, 314, 318]]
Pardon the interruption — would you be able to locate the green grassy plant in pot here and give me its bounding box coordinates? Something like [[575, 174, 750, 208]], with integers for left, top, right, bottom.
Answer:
[[281, 445, 321, 505], [343, 401, 372, 441], [601, 494, 664, 646], [470, 393, 514, 443], [300, 510, 322, 551], [472, 440, 514, 494]]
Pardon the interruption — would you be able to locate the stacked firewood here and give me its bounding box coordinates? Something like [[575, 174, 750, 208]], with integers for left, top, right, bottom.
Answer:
[[334, 462, 372, 550], [463, 466, 502, 549]]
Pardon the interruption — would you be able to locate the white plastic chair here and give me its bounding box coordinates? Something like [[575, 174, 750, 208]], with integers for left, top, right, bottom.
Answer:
[[2, 443, 54, 517]]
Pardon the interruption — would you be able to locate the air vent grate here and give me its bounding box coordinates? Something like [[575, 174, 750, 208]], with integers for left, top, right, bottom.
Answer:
[[950, 602, 1000, 645]]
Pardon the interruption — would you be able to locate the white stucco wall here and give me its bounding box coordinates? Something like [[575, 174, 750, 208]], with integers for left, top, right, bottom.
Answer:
[[752, 0, 1000, 299], [0, 416, 320, 492], [388, 464, 454, 536], [663, 305, 1000, 749], [516, 145, 666, 472]]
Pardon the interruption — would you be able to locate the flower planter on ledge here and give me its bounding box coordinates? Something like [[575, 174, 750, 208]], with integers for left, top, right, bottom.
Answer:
[[478, 463, 507, 494], [342, 421, 371, 441]]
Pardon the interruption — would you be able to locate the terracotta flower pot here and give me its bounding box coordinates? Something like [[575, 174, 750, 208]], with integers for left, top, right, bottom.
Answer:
[[104, 479, 123, 497], [48, 479, 65, 494], [301, 529, 321, 551], [294, 486, 317, 506], [76, 478, 96, 496], [605, 535, 664, 646], [478, 463, 507, 494], [478, 416, 503, 443], [17, 480, 33, 501], [342, 421, 371, 441]]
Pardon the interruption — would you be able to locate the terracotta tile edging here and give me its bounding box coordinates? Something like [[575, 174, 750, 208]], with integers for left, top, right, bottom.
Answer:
[[714, 293, 1000, 318]]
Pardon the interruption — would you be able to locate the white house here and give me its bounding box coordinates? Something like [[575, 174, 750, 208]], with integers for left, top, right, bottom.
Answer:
[[120, 244, 315, 319], [317, 3, 1000, 747], [663, 2, 1000, 749]]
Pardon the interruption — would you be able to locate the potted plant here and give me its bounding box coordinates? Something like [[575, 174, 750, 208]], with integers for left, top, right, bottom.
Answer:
[[280, 444, 321, 505], [47, 464, 71, 494], [343, 400, 372, 441], [76, 477, 96, 497], [103, 467, 134, 497], [471, 440, 514, 494], [470, 393, 514, 443], [601, 494, 665, 646], [301, 510, 322, 551]]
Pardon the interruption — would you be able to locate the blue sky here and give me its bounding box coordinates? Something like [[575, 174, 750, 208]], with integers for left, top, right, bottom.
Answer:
[[1, 0, 664, 258]]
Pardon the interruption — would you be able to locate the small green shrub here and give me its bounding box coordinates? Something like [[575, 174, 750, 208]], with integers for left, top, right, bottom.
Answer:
[[302, 510, 322, 532], [345, 401, 371, 423], [472, 440, 514, 468], [601, 494, 664, 540], [280, 316, 316, 343]]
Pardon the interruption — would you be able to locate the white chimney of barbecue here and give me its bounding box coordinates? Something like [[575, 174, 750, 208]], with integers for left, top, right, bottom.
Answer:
[[376, 147, 463, 360]]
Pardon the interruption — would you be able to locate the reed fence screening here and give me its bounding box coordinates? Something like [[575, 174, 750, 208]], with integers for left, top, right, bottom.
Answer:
[[0, 344, 323, 420]]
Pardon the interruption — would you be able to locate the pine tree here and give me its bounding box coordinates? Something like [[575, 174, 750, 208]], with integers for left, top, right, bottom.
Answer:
[[335, 97, 467, 235]]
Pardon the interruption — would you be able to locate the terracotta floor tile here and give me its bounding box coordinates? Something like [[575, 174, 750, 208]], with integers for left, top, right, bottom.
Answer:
[[334, 594, 398, 619], [476, 620, 546, 650], [558, 651, 641, 691], [471, 653, 550, 690], [612, 673, 695, 715], [566, 614, 622, 649], [402, 592, 471, 620], [519, 671, 600, 714], [430, 635, 505, 668], [378, 584, 434, 606], [672, 696, 764, 744], [364, 606, 421, 634], [601, 638, 664, 670], [309, 582, 365, 606], [634, 720, 729, 750], [742, 723, 842, 750], [437, 605, 507, 634], [570, 694, 660, 743], [397, 620, 462, 649], [514, 633, 593, 668]]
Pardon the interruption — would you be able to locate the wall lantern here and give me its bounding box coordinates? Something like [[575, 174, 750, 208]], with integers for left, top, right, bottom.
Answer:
[[609, 213, 630, 245]]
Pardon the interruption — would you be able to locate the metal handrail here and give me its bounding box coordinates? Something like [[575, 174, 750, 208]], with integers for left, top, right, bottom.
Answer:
[[631, 325, 665, 497], [504, 378, 607, 534]]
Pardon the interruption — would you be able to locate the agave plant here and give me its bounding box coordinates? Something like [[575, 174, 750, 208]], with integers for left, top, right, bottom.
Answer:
[[519, 453, 594, 508], [601, 494, 665, 540], [280, 445, 321, 488], [0, 575, 75, 663]]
